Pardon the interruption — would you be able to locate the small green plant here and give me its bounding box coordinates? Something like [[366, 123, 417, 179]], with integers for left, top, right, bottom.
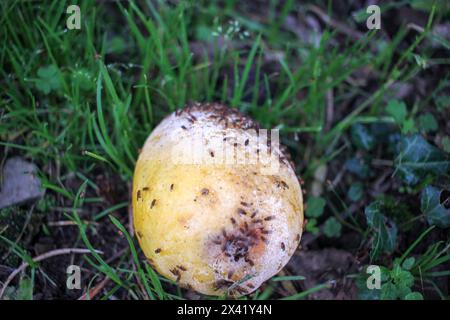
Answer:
[[378, 258, 423, 300], [34, 65, 61, 94], [304, 196, 342, 238], [358, 226, 450, 300], [323, 217, 342, 238], [386, 100, 415, 134], [305, 196, 326, 235]]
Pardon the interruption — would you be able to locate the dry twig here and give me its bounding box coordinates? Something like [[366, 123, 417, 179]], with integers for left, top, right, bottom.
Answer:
[[0, 248, 102, 299]]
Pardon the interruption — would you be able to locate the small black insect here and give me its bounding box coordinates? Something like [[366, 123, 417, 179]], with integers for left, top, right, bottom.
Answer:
[[237, 208, 247, 215]]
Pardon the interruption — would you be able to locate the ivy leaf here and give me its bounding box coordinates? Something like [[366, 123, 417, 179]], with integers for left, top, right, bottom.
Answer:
[[351, 123, 376, 151], [347, 183, 363, 202], [35, 65, 61, 94], [345, 157, 372, 179], [323, 217, 342, 238], [395, 134, 450, 185], [365, 201, 398, 260], [305, 196, 326, 218], [421, 185, 450, 228]]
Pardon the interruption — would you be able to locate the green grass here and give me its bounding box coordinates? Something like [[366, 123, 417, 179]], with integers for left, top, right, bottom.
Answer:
[[1, 0, 449, 300]]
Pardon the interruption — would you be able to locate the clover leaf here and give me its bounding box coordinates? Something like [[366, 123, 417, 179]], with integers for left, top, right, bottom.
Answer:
[[35, 65, 61, 94], [323, 217, 342, 238]]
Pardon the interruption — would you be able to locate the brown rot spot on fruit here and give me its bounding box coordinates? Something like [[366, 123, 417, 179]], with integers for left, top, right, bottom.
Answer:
[[181, 125, 187, 130], [143, 187, 149, 191], [250, 211, 258, 218], [201, 188, 209, 196], [137, 231, 143, 238], [264, 215, 275, 221], [240, 201, 250, 207], [151, 199, 157, 209], [211, 218, 268, 267], [170, 184, 174, 191], [210, 151, 215, 157], [155, 248, 162, 254], [281, 242, 285, 251], [136, 190, 141, 201], [245, 139, 249, 146]]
